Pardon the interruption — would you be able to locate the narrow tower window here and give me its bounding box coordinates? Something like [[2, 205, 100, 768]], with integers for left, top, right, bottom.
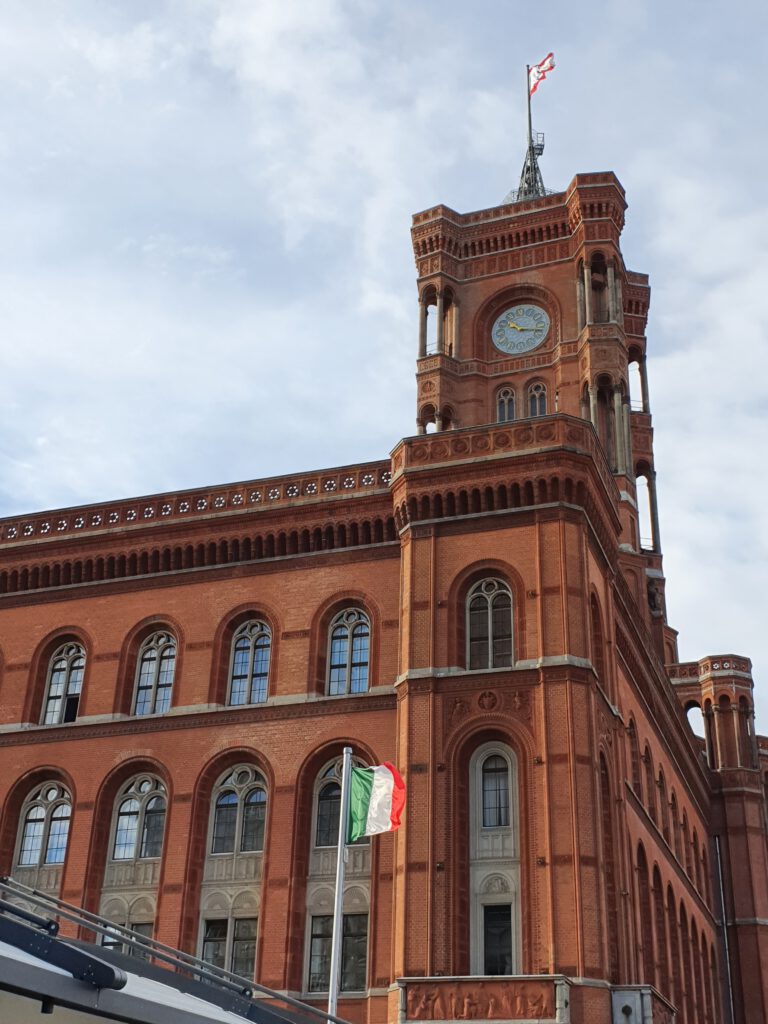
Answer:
[[467, 579, 513, 669], [496, 387, 515, 423], [528, 382, 547, 417]]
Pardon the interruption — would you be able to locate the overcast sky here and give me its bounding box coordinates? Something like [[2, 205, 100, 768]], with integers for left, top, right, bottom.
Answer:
[[0, 1, 766, 725]]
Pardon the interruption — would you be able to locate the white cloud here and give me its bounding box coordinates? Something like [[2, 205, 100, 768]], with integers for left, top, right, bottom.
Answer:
[[0, 0, 766, 722]]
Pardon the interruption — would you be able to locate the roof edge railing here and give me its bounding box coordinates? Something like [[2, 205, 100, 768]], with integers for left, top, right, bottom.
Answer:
[[0, 876, 350, 1024]]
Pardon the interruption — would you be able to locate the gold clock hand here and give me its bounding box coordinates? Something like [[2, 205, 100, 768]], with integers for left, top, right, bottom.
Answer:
[[506, 321, 524, 331]]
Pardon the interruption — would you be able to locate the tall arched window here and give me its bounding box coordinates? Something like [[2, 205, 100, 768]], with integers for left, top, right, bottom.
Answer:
[[528, 382, 547, 417], [111, 777, 166, 861], [469, 743, 520, 975], [133, 633, 176, 715], [496, 387, 515, 423], [211, 767, 268, 854], [42, 643, 85, 724], [467, 578, 513, 670], [327, 609, 370, 695], [16, 784, 72, 867], [228, 622, 271, 705]]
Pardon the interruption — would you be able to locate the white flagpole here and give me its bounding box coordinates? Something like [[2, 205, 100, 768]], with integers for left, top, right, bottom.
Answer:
[[327, 746, 353, 1020]]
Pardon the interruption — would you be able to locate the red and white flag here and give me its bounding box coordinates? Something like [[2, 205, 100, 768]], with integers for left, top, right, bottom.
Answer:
[[529, 52, 555, 96]]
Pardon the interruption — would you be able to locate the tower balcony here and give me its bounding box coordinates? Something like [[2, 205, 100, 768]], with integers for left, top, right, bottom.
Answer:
[[391, 414, 617, 503]]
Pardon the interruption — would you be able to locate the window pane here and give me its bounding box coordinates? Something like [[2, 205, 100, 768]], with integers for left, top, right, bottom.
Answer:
[[134, 649, 157, 716], [469, 595, 489, 670], [140, 797, 165, 858], [231, 917, 257, 978], [349, 624, 370, 694], [483, 904, 512, 975], [341, 914, 368, 992], [212, 791, 238, 854], [18, 807, 45, 865], [482, 756, 510, 827], [316, 783, 340, 847], [44, 804, 71, 864], [241, 790, 266, 852], [43, 658, 67, 724], [229, 637, 251, 706], [491, 592, 512, 667], [113, 798, 140, 859], [202, 919, 228, 970], [328, 627, 349, 696], [68, 655, 85, 694], [154, 647, 175, 714], [308, 915, 333, 992], [130, 922, 154, 960], [251, 635, 270, 704]]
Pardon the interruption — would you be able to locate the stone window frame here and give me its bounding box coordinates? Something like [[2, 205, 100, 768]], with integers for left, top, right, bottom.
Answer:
[[496, 386, 515, 423], [108, 776, 167, 863], [41, 642, 85, 725], [15, 783, 72, 869], [208, 765, 269, 856], [465, 578, 513, 671], [305, 910, 369, 994], [226, 621, 272, 707], [527, 380, 547, 417], [200, 915, 259, 980], [131, 631, 176, 717], [325, 608, 371, 697]]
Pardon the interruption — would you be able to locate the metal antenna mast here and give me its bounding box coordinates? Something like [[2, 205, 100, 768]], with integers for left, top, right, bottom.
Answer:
[[503, 63, 547, 204], [517, 63, 546, 199]]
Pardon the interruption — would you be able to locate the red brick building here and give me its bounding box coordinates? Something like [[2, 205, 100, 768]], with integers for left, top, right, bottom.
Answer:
[[1, 171, 766, 1024]]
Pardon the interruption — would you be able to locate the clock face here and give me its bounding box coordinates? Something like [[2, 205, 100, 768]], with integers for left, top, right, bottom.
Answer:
[[491, 303, 550, 354]]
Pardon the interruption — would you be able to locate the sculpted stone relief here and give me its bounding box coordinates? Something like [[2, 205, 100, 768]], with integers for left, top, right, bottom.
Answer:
[[405, 980, 555, 1021]]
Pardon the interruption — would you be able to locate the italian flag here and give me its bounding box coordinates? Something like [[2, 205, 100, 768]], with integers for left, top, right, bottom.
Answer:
[[347, 762, 406, 843]]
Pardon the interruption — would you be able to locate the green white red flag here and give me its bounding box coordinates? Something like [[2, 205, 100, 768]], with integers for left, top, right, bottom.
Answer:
[[529, 53, 555, 96], [347, 762, 405, 842]]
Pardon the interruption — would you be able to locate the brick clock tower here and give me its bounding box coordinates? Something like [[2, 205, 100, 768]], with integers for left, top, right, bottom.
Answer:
[[1, 166, 767, 1024], [387, 171, 768, 1023]]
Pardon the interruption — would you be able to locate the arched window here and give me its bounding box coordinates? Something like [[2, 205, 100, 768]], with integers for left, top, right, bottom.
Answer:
[[327, 609, 370, 695], [111, 777, 166, 861], [228, 621, 271, 705], [496, 387, 515, 423], [16, 784, 72, 867], [528, 382, 547, 417], [133, 633, 176, 715], [210, 766, 268, 854], [469, 743, 520, 975], [42, 643, 85, 724], [467, 578, 513, 670]]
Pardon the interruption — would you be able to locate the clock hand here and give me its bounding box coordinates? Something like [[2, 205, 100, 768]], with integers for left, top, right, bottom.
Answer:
[[506, 320, 524, 331]]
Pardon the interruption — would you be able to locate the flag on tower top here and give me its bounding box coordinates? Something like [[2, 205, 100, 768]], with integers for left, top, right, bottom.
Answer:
[[348, 762, 406, 842], [529, 52, 555, 96]]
